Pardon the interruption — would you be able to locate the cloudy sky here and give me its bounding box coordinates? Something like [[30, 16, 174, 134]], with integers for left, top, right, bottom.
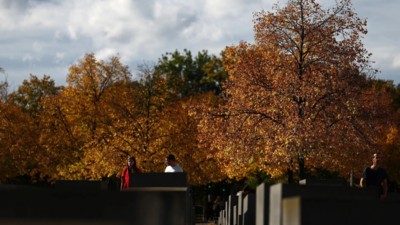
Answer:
[[1, 0, 399, 90]]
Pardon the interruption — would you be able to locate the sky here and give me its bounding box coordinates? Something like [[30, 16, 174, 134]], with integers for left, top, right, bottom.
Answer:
[[1, 0, 399, 91]]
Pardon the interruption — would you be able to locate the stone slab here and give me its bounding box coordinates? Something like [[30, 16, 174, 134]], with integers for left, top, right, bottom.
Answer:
[[233, 205, 237, 225], [243, 193, 255, 225], [0, 188, 186, 225], [224, 209, 227, 225], [228, 195, 238, 225], [282, 196, 399, 225], [269, 183, 379, 225], [225, 202, 228, 225], [124, 187, 187, 191], [255, 183, 273, 225], [129, 172, 187, 187], [299, 179, 344, 186], [237, 192, 247, 225], [55, 180, 108, 191]]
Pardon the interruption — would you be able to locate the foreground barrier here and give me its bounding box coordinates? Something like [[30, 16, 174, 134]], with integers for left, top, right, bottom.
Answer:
[[0, 173, 190, 225], [1, 177, 398, 225]]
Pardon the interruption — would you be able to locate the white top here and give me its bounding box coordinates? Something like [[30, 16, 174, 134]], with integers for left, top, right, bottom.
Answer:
[[165, 165, 183, 173]]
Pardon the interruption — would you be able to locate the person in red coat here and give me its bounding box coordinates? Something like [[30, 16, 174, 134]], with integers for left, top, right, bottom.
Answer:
[[120, 156, 141, 191]]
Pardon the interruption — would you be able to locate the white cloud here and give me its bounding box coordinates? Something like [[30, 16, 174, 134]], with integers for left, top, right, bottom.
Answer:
[[22, 53, 34, 62], [55, 52, 65, 64], [0, 0, 399, 90], [392, 55, 400, 69]]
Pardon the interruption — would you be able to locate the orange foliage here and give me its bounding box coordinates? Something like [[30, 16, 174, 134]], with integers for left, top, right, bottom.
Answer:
[[5, 54, 226, 185], [194, 0, 392, 181]]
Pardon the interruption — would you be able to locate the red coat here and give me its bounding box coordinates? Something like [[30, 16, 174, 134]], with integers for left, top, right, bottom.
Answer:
[[121, 167, 141, 190]]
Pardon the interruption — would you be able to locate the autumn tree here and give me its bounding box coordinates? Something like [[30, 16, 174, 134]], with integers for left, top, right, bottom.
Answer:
[[0, 68, 42, 183], [82, 64, 173, 179], [195, 0, 392, 183], [165, 93, 226, 185], [383, 110, 400, 188], [374, 80, 400, 187], [0, 96, 40, 183], [37, 53, 131, 181], [86, 64, 226, 184], [202, 51, 229, 95], [9, 74, 60, 117]]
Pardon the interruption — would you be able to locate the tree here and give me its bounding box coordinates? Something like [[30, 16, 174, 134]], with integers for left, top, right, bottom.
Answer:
[[195, 0, 392, 182], [156, 49, 227, 97], [166, 93, 226, 185], [82, 64, 173, 179], [0, 69, 49, 184], [37, 53, 131, 181], [0, 67, 9, 103], [9, 74, 60, 117], [85, 64, 226, 184], [202, 51, 229, 95], [0, 102, 34, 182]]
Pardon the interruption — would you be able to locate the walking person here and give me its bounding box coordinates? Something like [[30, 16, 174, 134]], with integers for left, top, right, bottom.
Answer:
[[360, 153, 388, 200], [164, 154, 183, 172], [213, 196, 223, 218], [121, 156, 141, 191], [205, 198, 214, 221]]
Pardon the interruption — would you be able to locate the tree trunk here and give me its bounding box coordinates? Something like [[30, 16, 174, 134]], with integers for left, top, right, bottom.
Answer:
[[298, 157, 305, 183], [287, 169, 294, 184]]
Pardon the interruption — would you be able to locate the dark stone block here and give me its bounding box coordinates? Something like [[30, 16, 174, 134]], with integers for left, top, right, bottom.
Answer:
[[386, 192, 400, 200], [282, 196, 399, 225], [55, 180, 107, 191], [299, 179, 344, 186], [0, 188, 186, 225], [228, 195, 238, 225], [243, 193, 255, 225], [128, 172, 187, 188], [256, 183, 273, 225], [269, 183, 379, 225], [237, 192, 247, 225]]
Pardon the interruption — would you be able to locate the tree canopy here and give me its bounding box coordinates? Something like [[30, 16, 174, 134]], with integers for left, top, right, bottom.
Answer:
[[194, 0, 393, 182]]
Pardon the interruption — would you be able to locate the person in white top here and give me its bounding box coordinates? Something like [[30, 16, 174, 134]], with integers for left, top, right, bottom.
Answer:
[[164, 154, 183, 172]]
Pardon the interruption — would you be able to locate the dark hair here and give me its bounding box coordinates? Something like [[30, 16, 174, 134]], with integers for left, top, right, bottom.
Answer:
[[243, 185, 250, 192], [127, 156, 138, 172], [165, 154, 175, 161]]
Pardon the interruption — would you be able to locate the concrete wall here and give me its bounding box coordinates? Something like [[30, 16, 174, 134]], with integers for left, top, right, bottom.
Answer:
[[129, 172, 187, 188], [256, 183, 272, 225], [242, 193, 255, 225], [1, 173, 190, 225], [228, 195, 238, 225], [269, 183, 379, 225], [282, 196, 399, 225], [299, 179, 344, 186], [0, 188, 186, 225], [55, 180, 108, 191], [237, 192, 246, 225]]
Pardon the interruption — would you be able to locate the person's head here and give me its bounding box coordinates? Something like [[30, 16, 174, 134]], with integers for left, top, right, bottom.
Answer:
[[373, 153, 381, 166], [165, 154, 176, 166], [127, 156, 137, 169]]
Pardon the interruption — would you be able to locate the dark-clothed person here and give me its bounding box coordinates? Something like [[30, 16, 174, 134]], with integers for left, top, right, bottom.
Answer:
[[360, 153, 388, 199], [213, 196, 223, 217], [205, 199, 214, 221]]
